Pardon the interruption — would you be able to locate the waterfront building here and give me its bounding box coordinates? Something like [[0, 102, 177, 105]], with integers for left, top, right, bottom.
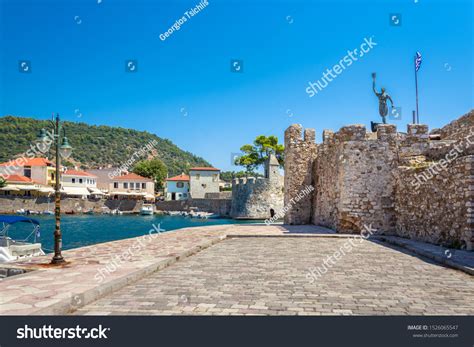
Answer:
[[109, 173, 155, 201], [189, 167, 220, 199], [61, 170, 104, 198], [86, 167, 126, 193], [0, 158, 56, 186], [164, 174, 190, 201], [0, 174, 54, 197]]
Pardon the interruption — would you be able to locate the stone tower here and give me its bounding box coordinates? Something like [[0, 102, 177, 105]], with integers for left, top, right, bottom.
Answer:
[[230, 153, 284, 220], [265, 154, 280, 184], [284, 124, 318, 224]]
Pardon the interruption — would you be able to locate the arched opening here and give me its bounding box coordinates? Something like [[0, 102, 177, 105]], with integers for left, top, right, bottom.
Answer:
[[270, 208, 275, 218]]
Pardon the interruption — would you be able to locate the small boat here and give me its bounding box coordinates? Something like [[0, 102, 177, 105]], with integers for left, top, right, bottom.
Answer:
[[140, 204, 154, 216], [16, 209, 26, 215], [0, 216, 44, 263], [42, 210, 54, 215], [188, 211, 215, 219], [84, 209, 94, 215]]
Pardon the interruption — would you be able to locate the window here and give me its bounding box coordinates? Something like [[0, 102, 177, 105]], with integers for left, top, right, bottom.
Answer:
[[177, 182, 184, 188], [79, 179, 83, 184], [51, 173, 55, 181], [212, 174, 218, 182], [114, 182, 118, 189], [130, 182, 134, 189], [183, 193, 187, 197], [142, 183, 146, 189], [195, 174, 200, 180], [124, 182, 128, 189], [72, 178, 76, 184], [24, 167, 31, 178], [202, 184, 207, 188]]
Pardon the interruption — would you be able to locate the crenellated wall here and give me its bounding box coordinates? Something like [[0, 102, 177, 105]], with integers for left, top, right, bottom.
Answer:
[[312, 124, 399, 233], [284, 110, 474, 250], [230, 155, 284, 220]]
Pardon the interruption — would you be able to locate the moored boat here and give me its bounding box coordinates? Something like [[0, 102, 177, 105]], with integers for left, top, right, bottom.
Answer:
[[140, 204, 154, 215], [0, 216, 44, 263]]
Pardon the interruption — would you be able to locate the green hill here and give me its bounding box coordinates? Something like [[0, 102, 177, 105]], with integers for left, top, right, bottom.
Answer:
[[0, 116, 211, 176]]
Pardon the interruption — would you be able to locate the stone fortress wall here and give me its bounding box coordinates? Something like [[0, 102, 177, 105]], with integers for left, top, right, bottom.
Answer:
[[230, 154, 284, 219], [284, 110, 474, 250]]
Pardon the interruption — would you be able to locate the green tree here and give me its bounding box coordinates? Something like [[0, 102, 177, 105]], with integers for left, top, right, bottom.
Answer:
[[235, 135, 284, 174], [0, 177, 6, 188], [132, 159, 168, 191], [220, 170, 262, 181]]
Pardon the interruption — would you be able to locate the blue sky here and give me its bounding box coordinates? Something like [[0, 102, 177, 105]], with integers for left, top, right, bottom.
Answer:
[[0, 0, 472, 171]]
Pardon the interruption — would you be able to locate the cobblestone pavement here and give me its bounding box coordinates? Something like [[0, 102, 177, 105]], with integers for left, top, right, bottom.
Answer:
[[0, 224, 329, 315], [76, 237, 474, 316]]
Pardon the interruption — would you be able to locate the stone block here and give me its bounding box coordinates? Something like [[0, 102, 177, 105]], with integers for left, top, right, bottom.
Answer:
[[376, 124, 397, 141], [407, 124, 429, 136], [323, 130, 334, 143], [336, 125, 366, 141]]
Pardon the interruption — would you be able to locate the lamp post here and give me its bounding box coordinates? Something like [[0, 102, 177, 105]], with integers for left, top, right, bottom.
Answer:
[[37, 114, 73, 264]]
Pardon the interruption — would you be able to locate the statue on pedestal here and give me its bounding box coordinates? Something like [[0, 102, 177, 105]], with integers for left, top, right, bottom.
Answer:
[[372, 72, 394, 124]]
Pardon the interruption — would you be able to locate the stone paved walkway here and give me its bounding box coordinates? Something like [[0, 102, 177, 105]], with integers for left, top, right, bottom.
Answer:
[[76, 237, 474, 316], [0, 224, 332, 315], [374, 235, 474, 275]]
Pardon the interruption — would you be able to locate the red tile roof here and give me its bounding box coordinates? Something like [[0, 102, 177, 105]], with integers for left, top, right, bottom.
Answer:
[[2, 174, 34, 183], [114, 173, 154, 182], [189, 167, 220, 172], [0, 157, 54, 167], [166, 174, 190, 182], [63, 170, 97, 178]]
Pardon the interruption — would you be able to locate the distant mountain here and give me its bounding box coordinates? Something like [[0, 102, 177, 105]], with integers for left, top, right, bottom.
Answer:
[[0, 116, 211, 176]]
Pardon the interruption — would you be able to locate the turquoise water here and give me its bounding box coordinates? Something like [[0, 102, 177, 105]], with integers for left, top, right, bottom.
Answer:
[[0, 215, 259, 252]]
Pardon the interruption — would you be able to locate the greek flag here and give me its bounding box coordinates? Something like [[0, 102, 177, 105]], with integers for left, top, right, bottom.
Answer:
[[415, 52, 422, 72]]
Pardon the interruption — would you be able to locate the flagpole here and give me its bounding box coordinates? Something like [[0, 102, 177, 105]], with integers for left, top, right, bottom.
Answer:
[[414, 54, 419, 124]]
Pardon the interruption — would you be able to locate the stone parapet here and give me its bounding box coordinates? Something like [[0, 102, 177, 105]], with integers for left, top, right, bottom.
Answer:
[[376, 124, 397, 141], [407, 124, 429, 139], [284, 111, 474, 250], [335, 125, 366, 142]]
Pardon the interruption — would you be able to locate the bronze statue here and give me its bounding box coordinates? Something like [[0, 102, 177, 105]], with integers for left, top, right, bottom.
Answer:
[[372, 72, 394, 124]]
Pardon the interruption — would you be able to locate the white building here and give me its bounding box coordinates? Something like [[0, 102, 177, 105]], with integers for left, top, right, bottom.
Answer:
[[165, 174, 189, 201], [189, 167, 220, 199], [61, 170, 103, 198]]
